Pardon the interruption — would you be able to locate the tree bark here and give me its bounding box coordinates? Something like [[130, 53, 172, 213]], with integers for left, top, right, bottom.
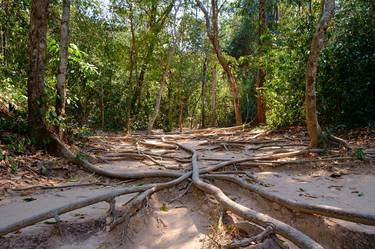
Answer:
[[256, 0, 266, 124], [201, 55, 208, 128], [27, 0, 50, 145], [305, 0, 335, 147], [210, 64, 218, 127], [196, 0, 242, 125], [55, 0, 70, 138]]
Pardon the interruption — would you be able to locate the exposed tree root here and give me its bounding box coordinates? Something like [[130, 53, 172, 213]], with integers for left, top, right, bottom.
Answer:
[[109, 172, 191, 230], [4, 129, 373, 249], [227, 224, 275, 248], [328, 134, 351, 150], [8, 182, 109, 191], [176, 143, 324, 249], [204, 174, 375, 226], [0, 184, 155, 236]]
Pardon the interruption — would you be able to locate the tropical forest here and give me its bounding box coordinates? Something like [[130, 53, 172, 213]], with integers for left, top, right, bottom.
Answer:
[[0, 0, 374, 248]]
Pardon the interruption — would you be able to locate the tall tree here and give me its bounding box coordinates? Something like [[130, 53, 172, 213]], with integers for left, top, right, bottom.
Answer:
[[134, 0, 175, 110], [126, 1, 137, 133], [27, 0, 49, 145], [255, 0, 266, 124], [147, 45, 174, 133], [201, 54, 208, 128], [210, 64, 218, 127], [147, 2, 180, 134], [56, 0, 71, 137], [196, 0, 242, 125], [305, 0, 335, 147]]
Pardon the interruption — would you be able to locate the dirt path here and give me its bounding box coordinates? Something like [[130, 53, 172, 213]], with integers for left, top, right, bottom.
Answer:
[[1, 127, 374, 249]]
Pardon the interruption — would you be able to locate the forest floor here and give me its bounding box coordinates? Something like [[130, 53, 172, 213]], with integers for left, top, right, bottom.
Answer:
[[0, 126, 375, 249]]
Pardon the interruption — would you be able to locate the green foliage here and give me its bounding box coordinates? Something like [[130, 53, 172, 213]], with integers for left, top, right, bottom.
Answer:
[[3, 134, 32, 155], [353, 148, 366, 160], [10, 162, 18, 174], [319, 129, 332, 147], [0, 149, 4, 161], [318, 0, 375, 127], [75, 151, 88, 161], [262, 2, 318, 128], [0, 0, 373, 137]]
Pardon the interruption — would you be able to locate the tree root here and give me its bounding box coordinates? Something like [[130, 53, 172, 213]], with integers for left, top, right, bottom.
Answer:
[[0, 184, 156, 236], [328, 134, 351, 150], [109, 171, 191, 230], [227, 224, 275, 248], [177, 143, 324, 249], [5, 130, 370, 249], [204, 174, 375, 226]]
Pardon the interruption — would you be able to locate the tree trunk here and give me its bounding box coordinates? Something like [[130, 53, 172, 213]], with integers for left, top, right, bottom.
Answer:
[[147, 46, 174, 134], [27, 0, 50, 145], [134, 1, 176, 112], [305, 0, 335, 147], [196, 0, 242, 125], [167, 83, 173, 132], [201, 55, 208, 128], [256, 0, 266, 124], [178, 83, 183, 132], [0, 0, 8, 65], [126, 3, 136, 133], [55, 0, 70, 138], [100, 81, 104, 130], [210, 65, 218, 127]]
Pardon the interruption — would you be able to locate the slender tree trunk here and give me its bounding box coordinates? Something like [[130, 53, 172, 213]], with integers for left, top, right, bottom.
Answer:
[[134, 1, 176, 112], [196, 0, 242, 125], [126, 2, 136, 133], [135, 46, 152, 110], [210, 65, 218, 127], [178, 82, 183, 132], [55, 0, 70, 138], [147, 46, 174, 134], [28, 0, 49, 145], [0, 0, 8, 66], [201, 55, 208, 128], [256, 0, 266, 124], [167, 83, 173, 132], [305, 0, 335, 147], [0, 0, 4, 64], [99, 81, 105, 130]]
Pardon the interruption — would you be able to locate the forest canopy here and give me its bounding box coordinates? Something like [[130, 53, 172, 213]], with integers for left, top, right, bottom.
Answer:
[[0, 0, 374, 135]]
